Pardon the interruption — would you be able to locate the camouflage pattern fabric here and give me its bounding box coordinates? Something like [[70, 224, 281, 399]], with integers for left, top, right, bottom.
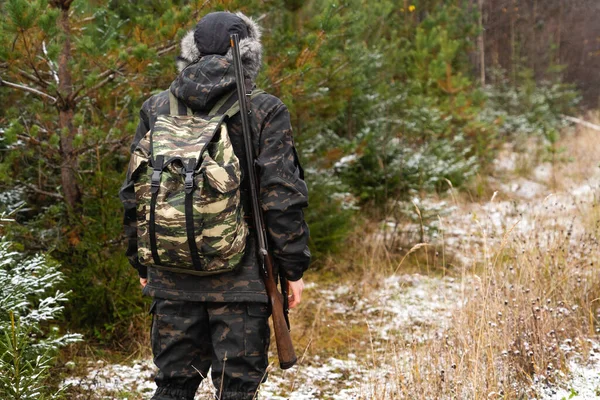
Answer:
[[150, 299, 270, 400], [129, 98, 247, 275], [119, 54, 311, 303]]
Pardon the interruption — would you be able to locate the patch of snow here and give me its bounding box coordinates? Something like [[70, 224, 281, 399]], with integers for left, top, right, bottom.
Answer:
[[536, 350, 600, 399], [399, 177, 599, 267], [0, 187, 25, 212], [533, 163, 553, 183], [334, 154, 358, 169], [500, 177, 546, 199], [493, 151, 517, 173], [62, 360, 156, 399], [356, 274, 470, 342], [259, 357, 365, 399]]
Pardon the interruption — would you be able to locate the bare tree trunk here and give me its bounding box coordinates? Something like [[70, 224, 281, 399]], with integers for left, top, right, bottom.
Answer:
[[556, 0, 563, 65], [54, 0, 81, 211], [478, 0, 486, 85], [488, 0, 500, 82], [510, 0, 516, 84], [531, 0, 538, 75]]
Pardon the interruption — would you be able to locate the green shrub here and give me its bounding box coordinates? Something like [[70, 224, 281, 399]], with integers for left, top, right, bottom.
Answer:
[[336, 125, 478, 207], [481, 69, 580, 143], [304, 171, 357, 262], [0, 241, 81, 399]]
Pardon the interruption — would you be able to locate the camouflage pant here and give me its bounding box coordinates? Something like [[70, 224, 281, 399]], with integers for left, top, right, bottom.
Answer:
[[149, 299, 270, 400]]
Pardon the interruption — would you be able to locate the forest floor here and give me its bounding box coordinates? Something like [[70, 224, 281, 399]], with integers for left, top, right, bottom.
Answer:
[[62, 119, 600, 399]]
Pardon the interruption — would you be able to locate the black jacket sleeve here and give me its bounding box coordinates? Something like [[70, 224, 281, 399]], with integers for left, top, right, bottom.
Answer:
[[118, 103, 151, 279], [255, 102, 311, 281]]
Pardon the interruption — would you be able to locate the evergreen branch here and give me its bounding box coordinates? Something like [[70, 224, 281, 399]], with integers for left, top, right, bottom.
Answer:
[[73, 35, 183, 102], [42, 41, 60, 85], [17, 134, 42, 146], [81, 15, 96, 24], [72, 64, 127, 102], [21, 182, 64, 200], [97, 66, 123, 81], [316, 62, 349, 87], [76, 137, 129, 156], [73, 73, 115, 102], [75, 36, 178, 101], [157, 43, 178, 56], [106, 97, 131, 139], [0, 77, 57, 103], [21, 31, 51, 90], [17, 69, 50, 87]]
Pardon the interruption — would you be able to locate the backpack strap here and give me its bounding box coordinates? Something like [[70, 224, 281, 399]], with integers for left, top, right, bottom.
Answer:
[[223, 89, 266, 118], [183, 157, 203, 269], [168, 91, 193, 116], [168, 89, 265, 117], [149, 155, 165, 266], [208, 91, 236, 117]]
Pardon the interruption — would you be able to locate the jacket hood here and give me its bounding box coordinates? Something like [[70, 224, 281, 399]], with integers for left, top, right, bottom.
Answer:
[[176, 11, 262, 82], [170, 55, 237, 112]]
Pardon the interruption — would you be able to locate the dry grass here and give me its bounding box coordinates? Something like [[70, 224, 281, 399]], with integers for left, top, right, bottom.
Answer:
[[358, 214, 600, 399], [282, 121, 600, 399], [293, 231, 593, 398], [340, 122, 600, 399], [553, 113, 600, 190]]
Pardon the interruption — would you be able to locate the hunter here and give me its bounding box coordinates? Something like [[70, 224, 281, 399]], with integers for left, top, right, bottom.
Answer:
[[119, 11, 311, 400]]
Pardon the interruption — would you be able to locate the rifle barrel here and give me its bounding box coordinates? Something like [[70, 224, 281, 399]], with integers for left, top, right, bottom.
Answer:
[[230, 33, 297, 370]]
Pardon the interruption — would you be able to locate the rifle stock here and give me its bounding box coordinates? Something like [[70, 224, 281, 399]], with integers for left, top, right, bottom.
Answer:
[[264, 253, 297, 369], [230, 34, 297, 370]]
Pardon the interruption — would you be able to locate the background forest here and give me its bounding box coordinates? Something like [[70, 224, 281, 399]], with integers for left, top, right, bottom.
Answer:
[[0, 0, 599, 398]]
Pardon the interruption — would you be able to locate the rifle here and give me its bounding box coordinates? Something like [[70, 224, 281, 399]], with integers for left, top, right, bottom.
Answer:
[[230, 33, 297, 370]]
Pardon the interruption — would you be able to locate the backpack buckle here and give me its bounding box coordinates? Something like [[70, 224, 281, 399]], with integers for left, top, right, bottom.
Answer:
[[184, 171, 194, 194], [150, 169, 162, 193], [150, 155, 165, 194], [184, 158, 196, 194]]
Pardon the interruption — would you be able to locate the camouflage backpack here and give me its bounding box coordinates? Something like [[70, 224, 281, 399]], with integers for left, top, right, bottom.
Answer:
[[129, 90, 262, 275]]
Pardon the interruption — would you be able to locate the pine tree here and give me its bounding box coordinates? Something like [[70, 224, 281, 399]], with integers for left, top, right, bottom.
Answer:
[[0, 0, 216, 330], [0, 0, 208, 213]]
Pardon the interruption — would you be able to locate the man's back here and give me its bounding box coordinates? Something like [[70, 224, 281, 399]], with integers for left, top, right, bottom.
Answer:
[[119, 11, 310, 400]]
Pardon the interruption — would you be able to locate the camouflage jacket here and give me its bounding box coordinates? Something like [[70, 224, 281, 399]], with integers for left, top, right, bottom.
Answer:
[[119, 55, 311, 303]]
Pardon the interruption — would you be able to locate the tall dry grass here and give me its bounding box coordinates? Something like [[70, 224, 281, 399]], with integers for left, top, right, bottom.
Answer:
[[351, 122, 600, 399], [362, 214, 599, 398], [290, 204, 600, 398]]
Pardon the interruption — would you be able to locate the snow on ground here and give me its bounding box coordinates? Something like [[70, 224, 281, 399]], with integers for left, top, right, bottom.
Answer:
[[258, 356, 367, 400], [537, 360, 600, 399], [535, 341, 600, 399], [63, 273, 468, 399], [396, 156, 600, 267], [355, 274, 471, 343], [63, 359, 156, 398], [257, 274, 471, 399]]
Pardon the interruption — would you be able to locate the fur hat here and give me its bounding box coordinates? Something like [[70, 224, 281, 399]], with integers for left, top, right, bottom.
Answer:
[[176, 11, 263, 81]]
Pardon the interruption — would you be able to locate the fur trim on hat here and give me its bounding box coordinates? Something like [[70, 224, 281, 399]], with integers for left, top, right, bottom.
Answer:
[[176, 30, 198, 72], [176, 11, 263, 82]]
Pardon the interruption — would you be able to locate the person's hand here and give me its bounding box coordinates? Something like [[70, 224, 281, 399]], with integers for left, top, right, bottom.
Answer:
[[140, 277, 147, 288], [287, 278, 304, 309]]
